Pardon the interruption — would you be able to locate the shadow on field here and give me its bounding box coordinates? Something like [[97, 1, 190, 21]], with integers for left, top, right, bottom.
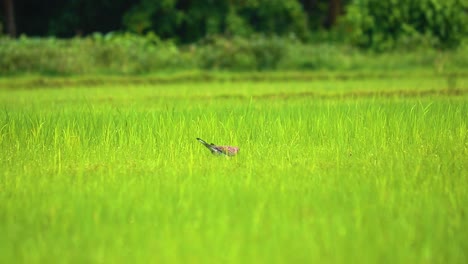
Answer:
[[211, 88, 466, 100], [1, 72, 466, 90]]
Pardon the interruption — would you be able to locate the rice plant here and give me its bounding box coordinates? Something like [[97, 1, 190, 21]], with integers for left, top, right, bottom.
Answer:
[[0, 75, 466, 263]]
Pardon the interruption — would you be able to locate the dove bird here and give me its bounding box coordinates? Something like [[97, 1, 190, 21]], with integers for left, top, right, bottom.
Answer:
[[196, 138, 240, 156]]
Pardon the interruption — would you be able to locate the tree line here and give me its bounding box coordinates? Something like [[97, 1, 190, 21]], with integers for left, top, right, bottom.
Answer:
[[2, 0, 346, 41], [1, 0, 467, 49]]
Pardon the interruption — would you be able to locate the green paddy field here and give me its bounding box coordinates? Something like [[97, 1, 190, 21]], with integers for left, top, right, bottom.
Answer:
[[0, 73, 467, 263]]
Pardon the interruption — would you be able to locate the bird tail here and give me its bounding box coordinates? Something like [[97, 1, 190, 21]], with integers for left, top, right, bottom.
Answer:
[[196, 138, 213, 149]]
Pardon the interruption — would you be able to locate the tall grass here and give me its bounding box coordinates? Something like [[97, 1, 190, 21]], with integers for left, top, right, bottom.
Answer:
[[0, 77, 467, 263]]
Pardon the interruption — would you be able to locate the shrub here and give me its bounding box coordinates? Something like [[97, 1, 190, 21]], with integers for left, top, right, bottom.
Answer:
[[195, 34, 290, 71], [0, 33, 193, 75], [0, 33, 467, 75], [0, 36, 94, 75]]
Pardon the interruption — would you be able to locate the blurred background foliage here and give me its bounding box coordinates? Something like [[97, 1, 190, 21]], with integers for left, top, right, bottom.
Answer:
[[0, 0, 467, 75], [344, 0, 468, 50]]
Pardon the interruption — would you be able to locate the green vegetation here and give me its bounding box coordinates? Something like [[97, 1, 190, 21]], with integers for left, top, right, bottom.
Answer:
[[345, 0, 468, 50], [1, 34, 468, 75], [1, 75, 467, 263], [2, 1, 467, 76], [1, 0, 466, 263], [4, 0, 467, 49]]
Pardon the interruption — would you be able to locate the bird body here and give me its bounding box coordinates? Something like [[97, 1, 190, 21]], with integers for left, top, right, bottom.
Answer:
[[196, 138, 239, 156]]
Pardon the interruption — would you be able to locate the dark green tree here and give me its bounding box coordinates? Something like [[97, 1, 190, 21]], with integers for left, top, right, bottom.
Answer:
[[344, 0, 468, 49], [299, 0, 351, 30], [49, 0, 136, 36], [123, 0, 310, 42]]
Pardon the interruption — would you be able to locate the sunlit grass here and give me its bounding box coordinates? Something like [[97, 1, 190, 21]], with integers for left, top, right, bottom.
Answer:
[[0, 76, 467, 263]]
